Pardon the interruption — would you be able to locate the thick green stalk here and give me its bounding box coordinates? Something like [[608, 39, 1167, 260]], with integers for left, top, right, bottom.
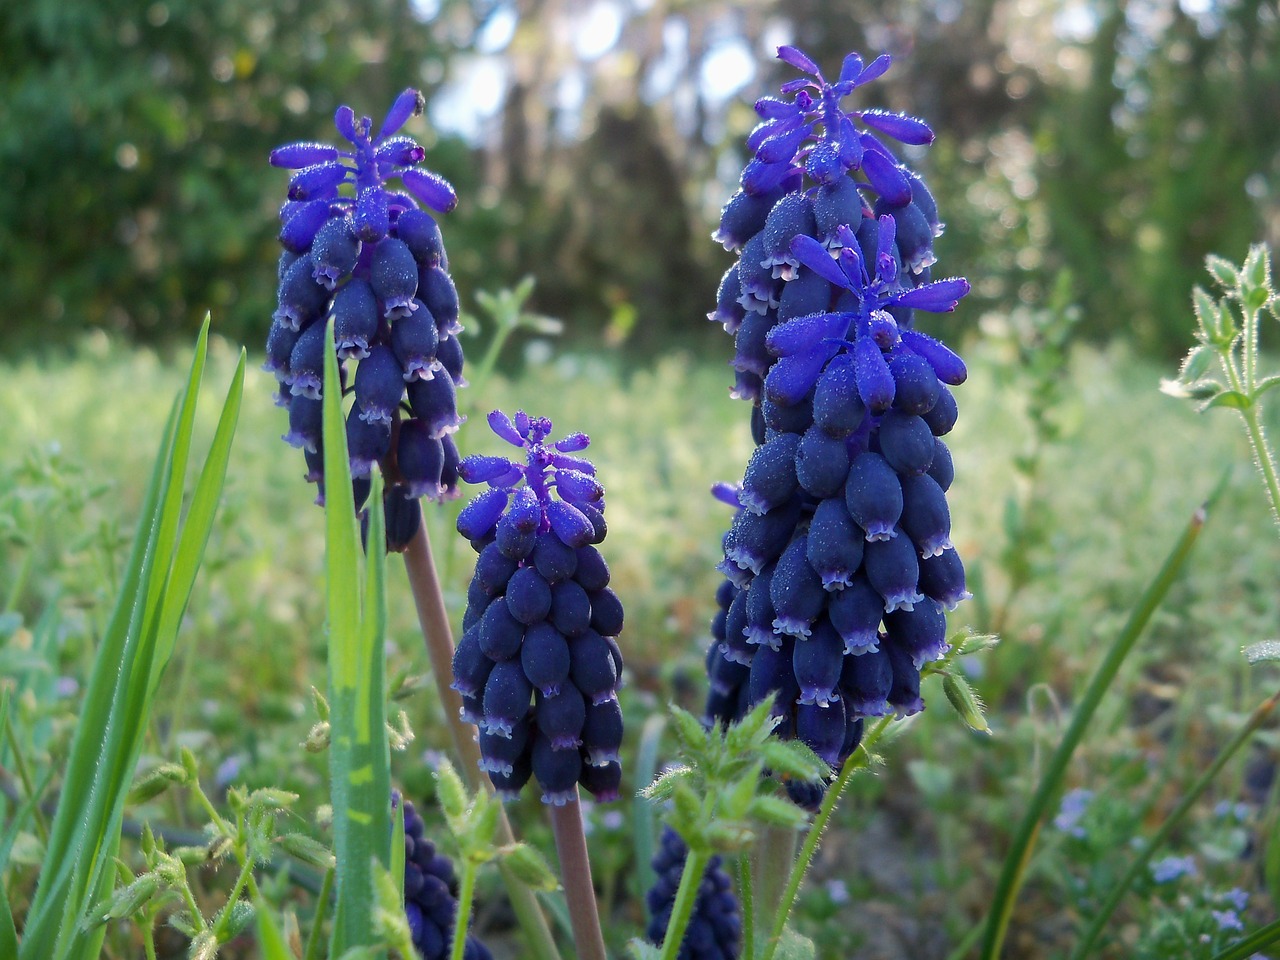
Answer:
[[738, 855, 755, 960], [451, 860, 479, 960], [978, 497, 1212, 959], [401, 526, 562, 960], [1210, 917, 1280, 960], [657, 847, 712, 960], [1069, 691, 1280, 960]]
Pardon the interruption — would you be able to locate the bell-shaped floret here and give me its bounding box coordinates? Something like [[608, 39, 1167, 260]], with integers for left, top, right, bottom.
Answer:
[[406, 371, 463, 438], [478, 598, 525, 662], [885, 642, 924, 716], [494, 487, 539, 559], [737, 232, 778, 311], [917, 547, 969, 609], [845, 452, 902, 541], [839, 644, 892, 717], [900, 473, 951, 557], [550, 579, 592, 638], [776, 266, 834, 322], [807, 497, 865, 591], [332, 279, 380, 360], [795, 424, 850, 498], [482, 660, 534, 737], [395, 208, 446, 267], [278, 199, 334, 253], [479, 714, 530, 776], [710, 263, 747, 333], [582, 697, 624, 765], [588, 587, 624, 637], [739, 432, 800, 515], [531, 531, 578, 582], [814, 178, 867, 244], [573, 545, 611, 591], [436, 335, 466, 386], [473, 542, 518, 596], [796, 697, 846, 766], [888, 349, 941, 416], [580, 759, 622, 802], [793, 619, 844, 706], [877, 410, 935, 476], [451, 626, 494, 697], [371, 238, 420, 319], [391, 304, 440, 381], [762, 396, 814, 434], [812, 354, 867, 438], [354, 344, 405, 424], [522, 623, 571, 696], [720, 587, 754, 664], [569, 629, 619, 705], [732, 312, 776, 378], [747, 638, 800, 737], [884, 598, 949, 669], [275, 254, 330, 331], [420, 266, 461, 337], [505, 567, 553, 625], [311, 216, 361, 290], [384, 486, 422, 553], [927, 438, 954, 491], [828, 575, 884, 655], [287, 321, 329, 399], [852, 335, 895, 412], [264, 321, 301, 381], [723, 496, 802, 576], [761, 193, 818, 280], [770, 535, 825, 637], [284, 394, 323, 452], [537, 684, 586, 749], [863, 533, 923, 613], [713, 188, 777, 251], [353, 186, 390, 243], [743, 563, 778, 649], [921, 384, 957, 436], [289, 161, 347, 202], [400, 168, 458, 213], [398, 419, 447, 499], [456, 487, 510, 542], [532, 733, 582, 806], [346, 407, 391, 478]]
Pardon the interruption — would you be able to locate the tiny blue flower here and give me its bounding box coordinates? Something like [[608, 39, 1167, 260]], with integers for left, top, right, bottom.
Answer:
[[1150, 854, 1197, 884], [1052, 788, 1094, 838]]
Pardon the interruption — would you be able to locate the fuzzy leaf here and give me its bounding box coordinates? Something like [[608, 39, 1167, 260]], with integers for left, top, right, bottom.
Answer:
[[943, 673, 990, 734], [775, 927, 818, 960], [1202, 390, 1252, 411], [668, 706, 709, 753], [643, 765, 692, 802], [500, 843, 560, 892], [1244, 641, 1280, 664], [1205, 254, 1240, 290], [759, 740, 829, 782], [1253, 375, 1280, 402], [747, 794, 810, 829]]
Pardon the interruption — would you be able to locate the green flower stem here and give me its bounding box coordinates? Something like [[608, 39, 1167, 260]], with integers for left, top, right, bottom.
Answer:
[[1210, 917, 1280, 960], [1217, 327, 1280, 530], [978, 495, 1212, 960], [303, 867, 335, 960], [4, 714, 48, 845], [657, 845, 712, 960], [451, 859, 479, 960], [760, 715, 891, 960], [1237, 405, 1280, 529], [212, 843, 259, 941], [1069, 690, 1280, 960], [401, 524, 562, 960], [548, 793, 608, 960], [752, 825, 795, 931], [738, 855, 755, 960]]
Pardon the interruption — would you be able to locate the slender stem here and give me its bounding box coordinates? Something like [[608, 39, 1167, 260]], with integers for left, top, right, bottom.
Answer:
[[1069, 691, 1280, 960], [1210, 916, 1280, 960], [451, 860, 479, 960], [760, 717, 890, 960], [1239, 407, 1280, 529], [4, 719, 48, 845], [401, 525, 562, 960], [977, 499, 1210, 960], [737, 855, 755, 960], [656, 846, 711, 960], [549, 794, 608, 960], [212, 851, 258, 940], [304, 867, 336, 960], [752, 824, 795, 935]]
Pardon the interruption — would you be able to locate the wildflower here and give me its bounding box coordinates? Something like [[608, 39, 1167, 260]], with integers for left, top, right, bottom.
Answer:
[[267, 90, 467, 546], [401, 797, 493, 960], [646, 827, 742, 960], [1052, 788, 1094, 839], [704, 45, 969, 808], [1149, 854, 1197, 884], [1211, 909, 1245, 932], [452, 412, 623, 805]]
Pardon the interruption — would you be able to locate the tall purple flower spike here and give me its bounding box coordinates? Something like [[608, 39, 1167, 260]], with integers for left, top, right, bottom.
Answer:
[[704, 47, 972, 811], [267, 90, 467, 551], [452, 412, 624, 807]]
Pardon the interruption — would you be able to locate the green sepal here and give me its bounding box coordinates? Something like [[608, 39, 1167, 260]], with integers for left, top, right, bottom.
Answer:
[[746, 794, 810, 829], [758, 740, 829, 783], [1202, 390, 1252, 412], [279, 833, 337, 871], [500, 843, 560, 892]]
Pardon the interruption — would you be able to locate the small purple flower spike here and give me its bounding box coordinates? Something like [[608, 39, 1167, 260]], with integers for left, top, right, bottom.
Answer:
[[268, 90, 469, 550], [454, 412, 623, 806]]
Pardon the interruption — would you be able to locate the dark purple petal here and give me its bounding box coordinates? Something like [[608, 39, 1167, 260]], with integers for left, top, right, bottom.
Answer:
[[764, 346, 834, 406], [334, 105, 358, 141], [892, 278, 970, 313], [859, 110, 934, 146], [859, 148, 911, 207], [755, 96, 799, 120], [554, 433, 590, 453], [837, 115, 865, 169], [378, 88, 425, 141], [790, 235, 849, 288], [766, 312, 850, 357], [853, 335, 895, 411], [270, 142, 340, 169], [288, 162, 348, 202], [900, 329, 967, 385], [546, 500, 594, 547], [746, 114, 802, 152], [458, 455, 518, 484], [457, 488, 510, 540], [487, 411, 524, 446], [278, 199, 333, 253], [777, 45, 820, 75], [838, 52, 864, 84], [740, 158, 794, 196], [857, 53, 893, 85], [400, 169, 458, 213], [353, 186, 390, 243], [375, 135, 426, 167], [555, 469, 603, 503], [756, 123, 811, 164]]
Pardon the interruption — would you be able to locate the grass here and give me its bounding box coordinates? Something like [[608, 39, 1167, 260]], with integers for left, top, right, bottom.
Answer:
[[2, 326, 1279, 958]]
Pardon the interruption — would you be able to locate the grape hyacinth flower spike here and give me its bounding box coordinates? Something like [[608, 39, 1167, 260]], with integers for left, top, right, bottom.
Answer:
[[267, 88, 467, 549], [401, 797, 493, 960], [452, 411, 624, 806], [705, 46, 972, 808]]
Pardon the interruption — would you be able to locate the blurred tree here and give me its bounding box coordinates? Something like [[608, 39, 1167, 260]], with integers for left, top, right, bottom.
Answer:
[[0, 0, 455, 349]]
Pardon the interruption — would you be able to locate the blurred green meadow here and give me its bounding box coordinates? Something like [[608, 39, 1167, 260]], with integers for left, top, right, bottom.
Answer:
[[3, 319, 1279, 957]]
